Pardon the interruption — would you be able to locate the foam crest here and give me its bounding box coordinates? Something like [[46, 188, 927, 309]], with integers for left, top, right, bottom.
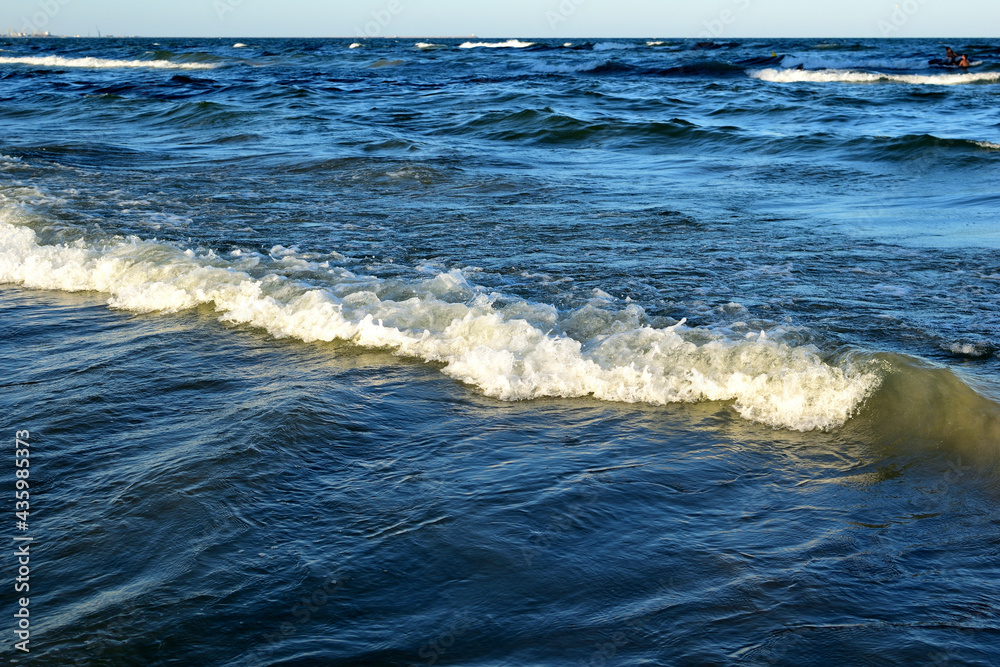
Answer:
[[751, 68, 1000, 86], [0, 55, 216, 70], [0, 214, 880, 431], [458, 40, 535, 49]]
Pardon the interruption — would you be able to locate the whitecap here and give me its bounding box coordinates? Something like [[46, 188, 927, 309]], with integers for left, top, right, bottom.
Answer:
[[458, 40, 535, 49], [751, 67, 1000, 86], [0, 55, 216, 70]]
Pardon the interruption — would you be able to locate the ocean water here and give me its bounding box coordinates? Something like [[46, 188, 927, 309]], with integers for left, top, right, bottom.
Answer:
[[2, 36, 999, 665]]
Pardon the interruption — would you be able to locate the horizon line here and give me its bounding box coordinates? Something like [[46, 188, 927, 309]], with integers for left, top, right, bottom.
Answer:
[[3, 34, 993, 40]]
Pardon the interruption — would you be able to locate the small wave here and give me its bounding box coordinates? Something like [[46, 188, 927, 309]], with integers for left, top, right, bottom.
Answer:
[[693, 41, 739, 50], [415, 42, 447, 51], [585, 61, 642, 75], [0, 55, 217, 70], [947, 341, 996, 359], [655, 61, 746, 77], [532, 60, 742, 78], [751, 67, 1000, 86], [349, 43, 363, 49], [592, 42, 636, 51], [458, 40, 535, 49], [0, 206, 879, 432], [530, 59, 611, 75], [855, 133, 1000, 158], [232, 43, 247, 48], [449, 107, 726, 148]]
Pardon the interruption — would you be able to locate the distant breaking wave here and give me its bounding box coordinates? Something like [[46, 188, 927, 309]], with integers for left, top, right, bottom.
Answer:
[[0, 55, 217, 70], [458, 40, 535, 49], [751, 67, 1000, 85]]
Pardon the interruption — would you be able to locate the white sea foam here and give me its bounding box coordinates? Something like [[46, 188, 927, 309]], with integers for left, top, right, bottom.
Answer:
[[0, 204, 880, 431], [349, 43, 363, 49], [415, 42, 447, 50], [0, 55, 216, 70], [458, 40, 535, 49], [233, 43, 247, 48], [974, 140, 1000, 150], [751, 67, 1000, 86], [949, 342, 988, 357]]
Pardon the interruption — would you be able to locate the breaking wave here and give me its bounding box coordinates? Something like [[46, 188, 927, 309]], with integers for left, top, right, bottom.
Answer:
[[458, 40, 536, 49], [750, 67, 1000, 85], [0, 55, 218, 70], [0, 202, 879, 432]]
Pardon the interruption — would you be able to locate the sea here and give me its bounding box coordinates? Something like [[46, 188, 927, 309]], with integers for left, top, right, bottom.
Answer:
[[1, 36, 999, 666]]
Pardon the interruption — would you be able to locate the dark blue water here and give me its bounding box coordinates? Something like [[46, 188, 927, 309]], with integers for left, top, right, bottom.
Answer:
[[2, 37, 1000, 665]]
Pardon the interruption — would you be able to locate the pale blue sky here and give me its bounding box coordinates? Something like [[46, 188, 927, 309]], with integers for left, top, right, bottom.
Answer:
[[5, 0, 998, 38]]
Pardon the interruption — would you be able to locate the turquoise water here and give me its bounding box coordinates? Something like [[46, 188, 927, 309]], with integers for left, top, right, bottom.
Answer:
[[2, 37, 999, 665]]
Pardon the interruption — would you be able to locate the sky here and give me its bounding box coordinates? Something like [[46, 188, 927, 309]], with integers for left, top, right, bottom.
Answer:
[[4, 0, 999, 39]]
